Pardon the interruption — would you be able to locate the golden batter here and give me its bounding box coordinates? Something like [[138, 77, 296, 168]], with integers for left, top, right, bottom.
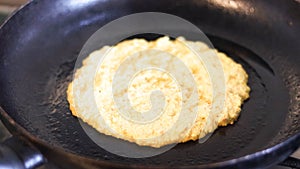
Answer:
[[67, 36, 250, 148]]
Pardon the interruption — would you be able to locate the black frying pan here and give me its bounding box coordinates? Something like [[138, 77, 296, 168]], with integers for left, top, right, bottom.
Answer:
[[0, 0, 299, 168]]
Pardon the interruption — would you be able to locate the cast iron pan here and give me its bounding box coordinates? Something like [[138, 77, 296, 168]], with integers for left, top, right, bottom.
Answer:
[[0, 0, 299, 168]]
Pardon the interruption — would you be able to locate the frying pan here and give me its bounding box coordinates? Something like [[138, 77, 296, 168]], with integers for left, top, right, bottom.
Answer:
[[0, 0, 299, 168]]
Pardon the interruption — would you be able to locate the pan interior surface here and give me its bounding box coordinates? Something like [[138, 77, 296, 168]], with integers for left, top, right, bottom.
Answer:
[[0, 0, 299, 166]]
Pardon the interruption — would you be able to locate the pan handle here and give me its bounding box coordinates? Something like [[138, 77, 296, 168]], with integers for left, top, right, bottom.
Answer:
[[0, 136, 46, 169]]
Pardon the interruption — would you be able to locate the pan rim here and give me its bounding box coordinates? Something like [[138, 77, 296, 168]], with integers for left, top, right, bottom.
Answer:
[[0, 105, 299, 168], [0, 0, 300, 168]]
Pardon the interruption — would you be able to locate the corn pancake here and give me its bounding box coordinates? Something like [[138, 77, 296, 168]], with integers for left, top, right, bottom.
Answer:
[[67, 36, 250, 148]]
